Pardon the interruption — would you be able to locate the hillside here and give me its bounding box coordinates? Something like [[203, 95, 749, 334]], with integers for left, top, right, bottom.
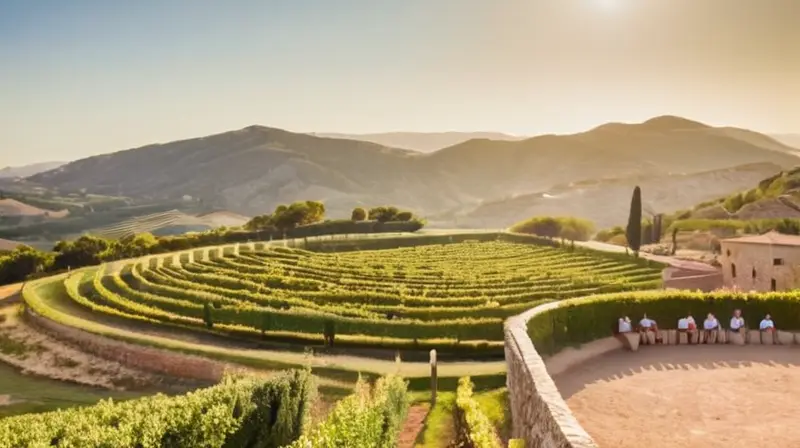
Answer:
[[446, 162, 783, 229], [26, 117, 800, 227], [772, 134, 800, 150], [679, 166, 800, 221], [312, 131, 527, 152], [0, 198, 69, 218], [0, 161, 65, 178]]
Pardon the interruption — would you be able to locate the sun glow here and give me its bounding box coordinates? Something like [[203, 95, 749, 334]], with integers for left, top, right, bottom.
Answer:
[[593, 0, 621, 10]]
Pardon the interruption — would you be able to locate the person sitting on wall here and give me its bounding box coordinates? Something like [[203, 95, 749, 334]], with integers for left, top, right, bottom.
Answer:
[[703, 313, 720, 344], [730, 309, 746, 335], [677, 313, 698, 344], [618, 316, 633, 333], [639, 314, 658, 345], [760, 313, 776, 343]]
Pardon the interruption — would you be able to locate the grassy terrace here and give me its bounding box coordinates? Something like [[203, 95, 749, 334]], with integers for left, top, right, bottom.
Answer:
[[20, 233, 664, 390]]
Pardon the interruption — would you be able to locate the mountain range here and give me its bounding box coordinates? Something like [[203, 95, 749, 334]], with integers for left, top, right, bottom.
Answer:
[[23, 116, 800, 229], [771, 134, 800, 151]]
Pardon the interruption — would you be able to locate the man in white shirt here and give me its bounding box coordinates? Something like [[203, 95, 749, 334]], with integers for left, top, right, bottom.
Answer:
[[639, 314, 659, 345], [678, 313, 698, 344], [760, 314, 775, 331], [703, 313, 720, 344], [618, 316, 632, 333], [730, 309, 745, 334]]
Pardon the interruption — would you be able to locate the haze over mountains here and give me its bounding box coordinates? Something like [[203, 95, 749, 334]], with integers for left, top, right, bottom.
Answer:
[[24, 116, 800, 229], [772, 134, 800, 151], [0, 161, 65, 179]]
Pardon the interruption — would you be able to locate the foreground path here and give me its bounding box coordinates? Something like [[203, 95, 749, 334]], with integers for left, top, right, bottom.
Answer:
[[555, 345, 800, 448]]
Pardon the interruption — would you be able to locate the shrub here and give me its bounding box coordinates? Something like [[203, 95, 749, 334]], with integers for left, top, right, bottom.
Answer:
[[288, 375, 409, 448], [351, 207, 367, 221], [0, 370, 316, 448], [509, 216, 595, 241], [454, 377, 502, 448]]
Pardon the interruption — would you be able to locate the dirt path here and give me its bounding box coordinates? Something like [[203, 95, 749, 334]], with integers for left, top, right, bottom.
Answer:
[[397, 404, 431, 448], [554, 345, 800, 448]]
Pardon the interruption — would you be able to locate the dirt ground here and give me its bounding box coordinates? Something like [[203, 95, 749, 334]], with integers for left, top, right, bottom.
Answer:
[[554, 345, 800, 448]]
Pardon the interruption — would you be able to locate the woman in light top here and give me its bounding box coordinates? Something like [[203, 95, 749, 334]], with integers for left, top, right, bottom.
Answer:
[[760, 313, 775, 332], [618, 316, 632, 333], [730, 309, 745, 334], [703, 313, 720, 343]]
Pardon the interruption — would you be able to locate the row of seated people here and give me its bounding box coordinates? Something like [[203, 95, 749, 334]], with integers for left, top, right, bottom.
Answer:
[[617, 309, 777, 345]]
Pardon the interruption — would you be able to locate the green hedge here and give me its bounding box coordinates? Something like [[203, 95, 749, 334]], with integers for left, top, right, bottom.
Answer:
[[288, 375, 409, 448], [453, 377, 502, 448], [527, 290, 800, 356], [0, 370, 315, 448]]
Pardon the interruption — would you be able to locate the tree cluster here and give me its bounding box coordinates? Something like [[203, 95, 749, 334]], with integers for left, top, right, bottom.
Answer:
[[509, 216, 595, 241], [244, 201, 326, 232]]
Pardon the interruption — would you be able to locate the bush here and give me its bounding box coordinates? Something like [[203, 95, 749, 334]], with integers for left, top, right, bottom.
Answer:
[[454, 377, 502, 448], [351, 207, 367, 221], [527, 290, 800, 357], [0, 370, 316, 448], [288, 375, 409, 448], [509, 216, 595, 241]]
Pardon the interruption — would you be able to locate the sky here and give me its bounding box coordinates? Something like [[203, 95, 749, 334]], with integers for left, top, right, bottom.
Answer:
[[1, 0, 799, 166]]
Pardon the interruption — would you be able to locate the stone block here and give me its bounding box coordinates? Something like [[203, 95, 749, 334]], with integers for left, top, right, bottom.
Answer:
[[689, 330, 700, 344], [667, 330, 677, 345], [717, 329, 727, 344], [622, 332, 640, 351], [658, 330, 668, 344], [761, 331, 775, 345], [777, 331, 794, 345], [729, 331, 745, 346], [748, 330, 761, 345], [645, 331, 656, 345], [678, 331, 688, 345], [705, 330, 718, 344]]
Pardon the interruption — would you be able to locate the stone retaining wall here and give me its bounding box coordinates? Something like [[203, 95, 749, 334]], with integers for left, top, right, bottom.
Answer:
[[24, 307, 237, 382], [504, 302, 598, 448], [662, 267, 722, 292]]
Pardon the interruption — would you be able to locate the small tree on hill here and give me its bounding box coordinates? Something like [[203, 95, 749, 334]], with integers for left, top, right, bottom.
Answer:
[[351, 207, 367, 221], [626, 186, 642, 256]]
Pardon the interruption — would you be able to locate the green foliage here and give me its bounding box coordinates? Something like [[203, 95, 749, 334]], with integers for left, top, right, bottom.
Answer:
[[594, 226, 625, 243], [367, 206, 415, 223], [626, 186, 642, 253], [0, 370, 316, 448], [351, 207, 367, 221], [509, 216, 595, 241], [528, 290, 800, 357], [288, 375, 409, 448], [0, 246, 53, 285], [454, 377, 502, 448]]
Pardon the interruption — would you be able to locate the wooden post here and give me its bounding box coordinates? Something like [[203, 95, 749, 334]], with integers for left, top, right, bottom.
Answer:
[[430, 349, 438, 407]]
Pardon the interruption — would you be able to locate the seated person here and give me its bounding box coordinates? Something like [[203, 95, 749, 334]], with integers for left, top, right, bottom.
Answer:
[[760, 314, 775, 332], [639, 314, 659, 344], [703, 313, 720, 343], [618, 316, 633, 333], [730, 309, 746, 334], [677, 313, 698, 344]]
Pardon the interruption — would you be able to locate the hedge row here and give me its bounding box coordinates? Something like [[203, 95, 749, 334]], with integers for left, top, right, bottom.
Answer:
[[288, 375, 409, 448], [0, 370, 315, 448], [453, 377, 502, 448], [527, 290, 800, 356]]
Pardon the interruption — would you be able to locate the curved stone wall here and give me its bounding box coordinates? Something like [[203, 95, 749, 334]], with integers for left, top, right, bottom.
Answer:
[[504, 302, 598, 448]]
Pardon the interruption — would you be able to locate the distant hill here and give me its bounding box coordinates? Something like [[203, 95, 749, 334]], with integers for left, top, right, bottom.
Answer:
[[87, 210, 224, 239], [771, 134, 800, 150], [312, 132, 527, 153], [0, 198, 69, 218], [26, 116, 800, 228], [679, 166, 800, 221], [0, 161, 65, 179]]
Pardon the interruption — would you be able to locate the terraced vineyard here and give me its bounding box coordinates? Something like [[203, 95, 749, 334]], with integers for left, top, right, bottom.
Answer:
[[29, 236, 664, 359]]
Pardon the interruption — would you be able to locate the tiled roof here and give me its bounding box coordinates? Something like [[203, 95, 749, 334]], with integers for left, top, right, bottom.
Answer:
[[722, 231, 800, 247]]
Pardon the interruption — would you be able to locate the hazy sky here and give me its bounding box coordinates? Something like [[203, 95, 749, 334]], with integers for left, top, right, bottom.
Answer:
[[1, 0, 798, 166]]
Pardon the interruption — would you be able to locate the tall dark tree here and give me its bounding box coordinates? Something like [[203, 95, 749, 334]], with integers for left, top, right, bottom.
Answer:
[[626, 186, 642, 256]]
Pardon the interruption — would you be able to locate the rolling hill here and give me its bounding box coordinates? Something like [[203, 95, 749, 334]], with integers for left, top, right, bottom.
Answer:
[[0, 161, 65, 179], [772, 134, 800, 150], [312, 131, 527, 152], [26, 116, 800, 229]]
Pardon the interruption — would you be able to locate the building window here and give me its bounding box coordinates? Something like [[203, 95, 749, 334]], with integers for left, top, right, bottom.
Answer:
[[752, 267, 757, 280], [771, 278, 777, 291], [726, 249, 731, 257], [731, 263, 736, 278], [773, 258, 784, 266]]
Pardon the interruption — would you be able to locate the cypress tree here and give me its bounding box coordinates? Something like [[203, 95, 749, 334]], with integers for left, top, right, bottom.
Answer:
[[626, 186, 642, 256], [203, 302, 213, 329]]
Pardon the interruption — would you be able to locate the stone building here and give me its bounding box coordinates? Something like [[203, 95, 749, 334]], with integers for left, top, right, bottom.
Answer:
[[720, 232, 800, 292]]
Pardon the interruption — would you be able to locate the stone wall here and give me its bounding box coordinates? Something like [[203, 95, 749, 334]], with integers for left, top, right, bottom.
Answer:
[[25, 307, 237, 382], [504, 302, 598, 448], [662, 267, 722, 291]]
